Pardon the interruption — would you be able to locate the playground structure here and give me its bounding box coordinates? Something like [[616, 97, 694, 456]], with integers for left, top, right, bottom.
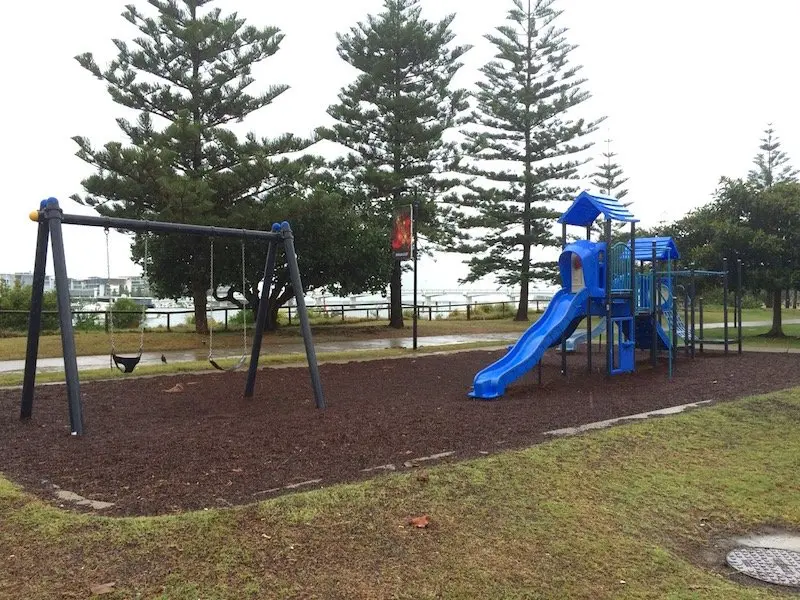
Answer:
[[470, 191, 743, 400], [20, 198, 325, 435]]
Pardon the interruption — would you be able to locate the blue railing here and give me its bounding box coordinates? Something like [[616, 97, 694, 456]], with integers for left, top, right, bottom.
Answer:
[[609, 243, 632, 292]]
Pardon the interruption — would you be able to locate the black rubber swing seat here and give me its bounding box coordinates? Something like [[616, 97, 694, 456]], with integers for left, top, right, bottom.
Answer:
[[112, 353, 142, 373], [209, 355, 247, 372]]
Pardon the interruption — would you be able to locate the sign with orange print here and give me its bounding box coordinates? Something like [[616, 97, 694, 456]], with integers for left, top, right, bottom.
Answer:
[[391, 206, 413, 260]]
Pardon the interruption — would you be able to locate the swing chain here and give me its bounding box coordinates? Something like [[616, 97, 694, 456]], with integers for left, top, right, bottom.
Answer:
[[137, 235, 148, 352], [208, 238, 215, 360], [241, 237, 247, 353], [207, 236, 248, 366], [105, 228, 115, 359]]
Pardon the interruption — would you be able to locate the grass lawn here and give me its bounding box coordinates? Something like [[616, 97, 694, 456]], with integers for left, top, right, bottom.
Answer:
[[1, 387, 799, 598], [704, 323, 800, 350]]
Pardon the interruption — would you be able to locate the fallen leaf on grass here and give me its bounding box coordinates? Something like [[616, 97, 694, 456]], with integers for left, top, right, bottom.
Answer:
[[90, 582, 116, 595], [163, 383, 184, 393], [409, 515, 430, 528]]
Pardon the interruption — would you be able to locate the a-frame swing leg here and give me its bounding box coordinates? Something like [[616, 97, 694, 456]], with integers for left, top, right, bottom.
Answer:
[[281, 222, 325, 409], [244, 233, 279, 398], [20, 210, 50, 420], [48, 200, 85, 435], [243, 222, 325, 410]]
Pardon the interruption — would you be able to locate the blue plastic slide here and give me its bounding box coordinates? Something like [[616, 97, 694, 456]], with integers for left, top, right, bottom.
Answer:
[[469, 288, 590, 399], [565, 317, 606, 351]]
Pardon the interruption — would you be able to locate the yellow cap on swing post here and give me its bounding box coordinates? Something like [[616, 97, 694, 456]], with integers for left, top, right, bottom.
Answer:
[[29, 210, 40, 222]]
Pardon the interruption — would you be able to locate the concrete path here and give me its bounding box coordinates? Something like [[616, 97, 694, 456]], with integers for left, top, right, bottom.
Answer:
[[0, 333, 521, 374]]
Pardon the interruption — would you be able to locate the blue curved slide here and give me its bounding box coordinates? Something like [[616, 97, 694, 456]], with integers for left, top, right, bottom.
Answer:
[[469, 288, 590, 399]]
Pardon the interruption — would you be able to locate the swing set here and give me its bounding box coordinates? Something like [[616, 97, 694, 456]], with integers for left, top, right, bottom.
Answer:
[[20, 198, 325, 435]]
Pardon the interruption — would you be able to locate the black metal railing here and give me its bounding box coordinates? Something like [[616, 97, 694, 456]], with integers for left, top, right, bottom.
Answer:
[[0, 298, 553, 333]]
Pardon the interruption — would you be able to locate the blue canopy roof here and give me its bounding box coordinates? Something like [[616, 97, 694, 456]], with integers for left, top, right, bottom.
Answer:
[[558, 190, 639, 227], [626, 237, 680, 261]]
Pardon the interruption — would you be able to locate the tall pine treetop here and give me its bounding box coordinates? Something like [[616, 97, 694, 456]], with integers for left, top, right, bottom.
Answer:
[[76, 0, 288, 129], [322, 0, 471, 186], [590, 138, 628, 199], [747, 124, 798, 190]]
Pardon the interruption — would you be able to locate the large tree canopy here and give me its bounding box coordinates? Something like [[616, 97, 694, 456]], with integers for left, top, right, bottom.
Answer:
[[71, 0, 314, 333], [449, 0, 603, 321], [670, 178, 800, 336], [317, 0, 470, 328]]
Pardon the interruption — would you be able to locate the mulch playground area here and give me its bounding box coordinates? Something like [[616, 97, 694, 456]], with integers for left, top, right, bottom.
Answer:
[[1, 348, 798, 517]]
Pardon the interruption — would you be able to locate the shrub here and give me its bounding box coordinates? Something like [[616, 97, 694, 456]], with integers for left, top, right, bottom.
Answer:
[[0, 281, 59, 332], [74, 311, 104, 332], [109, 297, 144, 329]]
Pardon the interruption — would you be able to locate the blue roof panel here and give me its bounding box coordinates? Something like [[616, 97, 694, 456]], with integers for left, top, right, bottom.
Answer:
[[558, 190, 639, 226], [626, 237, 680, 261]]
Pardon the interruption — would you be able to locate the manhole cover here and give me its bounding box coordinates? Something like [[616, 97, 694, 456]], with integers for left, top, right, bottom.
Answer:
[[727, 547, 800, 588]]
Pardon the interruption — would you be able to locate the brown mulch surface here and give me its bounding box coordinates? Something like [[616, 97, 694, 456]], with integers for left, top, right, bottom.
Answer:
[[1, 349, 797, 517]]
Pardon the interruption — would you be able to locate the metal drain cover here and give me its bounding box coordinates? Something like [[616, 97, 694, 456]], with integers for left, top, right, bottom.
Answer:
[[727, 547, 800, 588]]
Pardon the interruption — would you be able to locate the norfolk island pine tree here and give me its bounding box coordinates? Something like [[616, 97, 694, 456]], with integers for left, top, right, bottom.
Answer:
[[317, 0, 471, 329], [447, 0, 604, 321]]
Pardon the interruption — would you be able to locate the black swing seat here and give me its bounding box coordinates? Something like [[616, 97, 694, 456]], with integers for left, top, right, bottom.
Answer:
[[209, 355, 247, 372], [112, 352, 142, 373]]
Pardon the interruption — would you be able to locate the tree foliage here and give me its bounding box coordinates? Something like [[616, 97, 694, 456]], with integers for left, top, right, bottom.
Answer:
[[747, 124, 798, 190], [670, 178, 800, 336], [109, 296, 144, 329], [71, 0, 314, 334], [0, 281, 59, 332], [449, 0, 603, 321], [590, 141, 628, 200], [317, 0, 470, 328]]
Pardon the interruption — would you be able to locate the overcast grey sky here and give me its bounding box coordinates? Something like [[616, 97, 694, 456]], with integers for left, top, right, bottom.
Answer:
[[2, 0, 799, 289]]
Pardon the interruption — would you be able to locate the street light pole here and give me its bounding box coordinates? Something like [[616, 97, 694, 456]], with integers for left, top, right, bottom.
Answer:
[[412, 188, 419, 350]]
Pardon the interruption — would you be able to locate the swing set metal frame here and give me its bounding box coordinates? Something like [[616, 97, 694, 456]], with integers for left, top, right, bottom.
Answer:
[[19, 198, 325, 436]]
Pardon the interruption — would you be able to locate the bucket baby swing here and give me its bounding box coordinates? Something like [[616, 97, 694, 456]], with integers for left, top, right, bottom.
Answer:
[[207, 237, 249, 372], [105, 228, 148, 373]]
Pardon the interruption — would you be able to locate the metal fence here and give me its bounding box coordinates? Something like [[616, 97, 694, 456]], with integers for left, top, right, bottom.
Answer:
[[0, 297, 554, 332]]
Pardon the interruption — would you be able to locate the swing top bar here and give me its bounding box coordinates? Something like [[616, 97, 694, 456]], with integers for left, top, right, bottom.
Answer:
[[31, 198, 286, 241]]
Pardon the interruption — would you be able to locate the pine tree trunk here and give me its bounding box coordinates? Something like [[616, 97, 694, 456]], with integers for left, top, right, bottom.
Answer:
[[193, 278, 209, 335], [515, 272, 530, 322], [793, 289, 797, 309], [389, 261, 404, 329], [765, 288, 785, 337], [785, 289, 790, 309], [765, 290, 773, 308]]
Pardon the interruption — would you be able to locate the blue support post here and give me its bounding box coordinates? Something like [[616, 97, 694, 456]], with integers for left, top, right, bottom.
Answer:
[[561, 222, 567, 376], [605, 220, 612, 376], [651, 241, 657, 367]]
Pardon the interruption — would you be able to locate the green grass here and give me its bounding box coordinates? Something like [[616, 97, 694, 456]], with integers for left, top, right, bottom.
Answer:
[[702, 323, 800, 350], [2, 388, 800, 598]]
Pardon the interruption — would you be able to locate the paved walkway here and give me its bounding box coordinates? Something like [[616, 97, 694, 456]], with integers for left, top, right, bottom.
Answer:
[[2, 319, 799, 374], [0, 333, 522, 374]]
